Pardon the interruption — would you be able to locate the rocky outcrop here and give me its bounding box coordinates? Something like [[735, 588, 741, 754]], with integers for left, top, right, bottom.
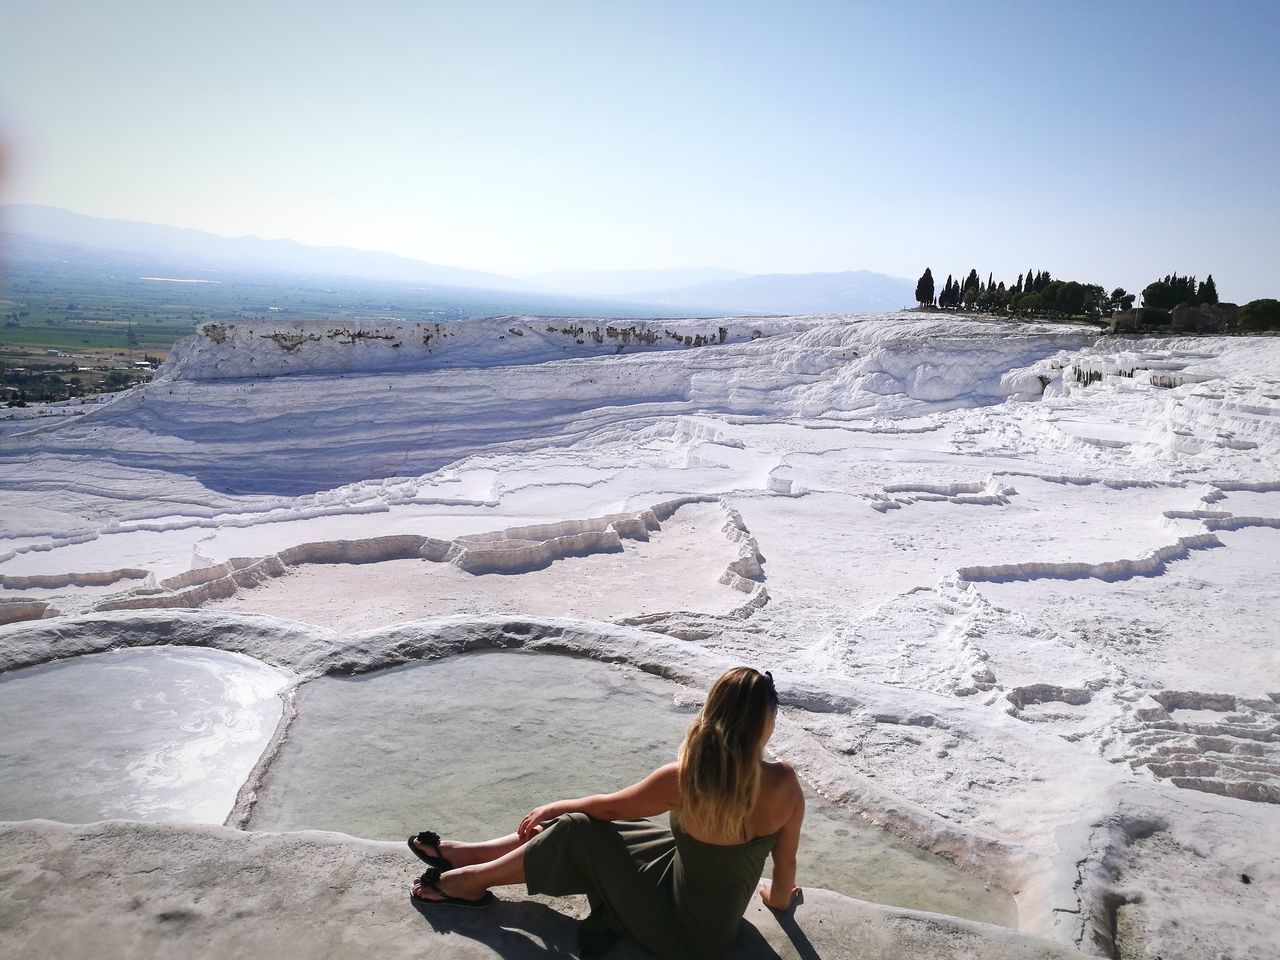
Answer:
[[0, 599, 53, 625], [89, 497, 763, 615], [0, 568, 151, 590], [447, 500, 711, 575], [1110, 304, 1238, 334], [717, 506, 767, 593], [1170, 303, 1238, 334]]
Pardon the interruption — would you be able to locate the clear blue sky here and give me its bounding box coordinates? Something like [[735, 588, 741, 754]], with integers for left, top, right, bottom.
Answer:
[[2, 0, 1277, 300]]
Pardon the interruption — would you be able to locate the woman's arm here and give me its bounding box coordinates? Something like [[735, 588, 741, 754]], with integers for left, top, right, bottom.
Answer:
[[758, 770, 804, 910], [517, 762, 680, 840]]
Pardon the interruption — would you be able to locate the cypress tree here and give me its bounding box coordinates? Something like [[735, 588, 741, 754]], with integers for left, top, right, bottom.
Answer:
[[915, 268, 936, 307], [1199, 274, 1219, 305], [1163, 273, 1197, 305]]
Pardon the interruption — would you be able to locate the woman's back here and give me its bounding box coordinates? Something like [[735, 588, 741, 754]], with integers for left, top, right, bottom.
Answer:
[[667, 757, 803, 955], [676, 758, 802, 845], [415, 667, 802, 960], [515, 668, 803, 959], [667, 815, 779, 955]]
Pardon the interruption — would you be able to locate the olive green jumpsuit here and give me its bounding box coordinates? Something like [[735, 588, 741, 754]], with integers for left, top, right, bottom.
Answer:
[[525, 811, 778, 960]]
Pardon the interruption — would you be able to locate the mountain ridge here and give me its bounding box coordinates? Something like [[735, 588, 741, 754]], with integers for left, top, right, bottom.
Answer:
[[1, 203, 915, 314], [628, 268, 915, 314], [0, 204, 535, 292], [525, 267, 748, 297]]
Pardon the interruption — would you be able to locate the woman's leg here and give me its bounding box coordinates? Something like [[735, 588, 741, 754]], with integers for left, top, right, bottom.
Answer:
[[412, 828, 538, 868], [412, 842, 526, 901]]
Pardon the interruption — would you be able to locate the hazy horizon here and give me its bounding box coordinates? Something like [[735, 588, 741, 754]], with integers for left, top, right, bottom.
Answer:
[[2, 1, 1278, 302], [0, 201, 765, 288]]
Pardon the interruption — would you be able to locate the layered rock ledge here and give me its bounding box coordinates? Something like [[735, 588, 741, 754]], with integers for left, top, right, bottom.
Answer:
[[0, 819, 1074, 960]]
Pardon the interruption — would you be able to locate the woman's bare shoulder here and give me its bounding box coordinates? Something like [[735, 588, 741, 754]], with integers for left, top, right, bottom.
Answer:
[[654, 761, 680, 783], [762, 758, 798, 779], [652, 762, 681, 800], [761, 759, 803, 799]]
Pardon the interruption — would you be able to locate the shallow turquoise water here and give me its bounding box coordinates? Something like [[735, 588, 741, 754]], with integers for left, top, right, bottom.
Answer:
[[0, 646, 289, 824], [249, 651, 1015, 925]]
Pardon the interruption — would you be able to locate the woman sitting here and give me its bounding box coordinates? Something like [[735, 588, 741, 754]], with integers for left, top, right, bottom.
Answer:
[[409, 665, 805, 959]]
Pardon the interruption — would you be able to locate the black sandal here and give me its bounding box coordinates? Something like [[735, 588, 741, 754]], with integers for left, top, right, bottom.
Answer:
[[407, 830, 455, 871], [410, 866, 495, 909]]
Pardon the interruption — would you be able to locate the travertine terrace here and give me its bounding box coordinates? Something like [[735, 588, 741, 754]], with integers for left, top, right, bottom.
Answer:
[[1, 313, 1277, 959]]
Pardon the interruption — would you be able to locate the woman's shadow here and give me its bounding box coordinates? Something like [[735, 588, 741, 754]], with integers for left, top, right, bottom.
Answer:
[[412, 890, 820, 959], [412, 895, 580, 958]]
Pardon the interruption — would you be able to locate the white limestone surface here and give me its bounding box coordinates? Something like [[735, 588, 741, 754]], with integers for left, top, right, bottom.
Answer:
[[1, 314, 1278, 959], [0, 819, 1077, 960]]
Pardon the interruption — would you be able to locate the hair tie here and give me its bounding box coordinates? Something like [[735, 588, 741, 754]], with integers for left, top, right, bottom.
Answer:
[[763, 669, 779, 706]]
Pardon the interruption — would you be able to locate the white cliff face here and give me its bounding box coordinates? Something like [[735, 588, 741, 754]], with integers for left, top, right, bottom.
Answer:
[[1, 312, 1279, 959], [157, 315, 816, 381]]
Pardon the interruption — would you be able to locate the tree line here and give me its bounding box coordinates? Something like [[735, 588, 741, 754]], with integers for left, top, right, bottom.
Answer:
[[914, 264, 1280, 331], [913, 267, 1134, 319], [1140, 273, 1217, 309]]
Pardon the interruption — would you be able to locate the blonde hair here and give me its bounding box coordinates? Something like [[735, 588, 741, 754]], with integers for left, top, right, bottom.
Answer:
[[677, 667, 779, 840]]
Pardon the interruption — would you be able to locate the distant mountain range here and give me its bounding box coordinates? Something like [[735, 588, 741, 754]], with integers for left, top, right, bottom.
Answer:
[[628, 270, 915, 315], [1, 204, 534, 292], [525, 267, 748, 297], [0, 204, 915, 315]]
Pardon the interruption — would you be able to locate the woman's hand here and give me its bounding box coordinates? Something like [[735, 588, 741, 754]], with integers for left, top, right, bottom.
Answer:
[[757, 879, 801, 911], [518, 802, 564, 840]]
